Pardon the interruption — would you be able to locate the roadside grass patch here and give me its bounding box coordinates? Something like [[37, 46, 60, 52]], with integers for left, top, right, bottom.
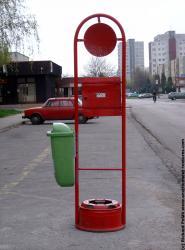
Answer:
[[0, 109, 21, 118], [126, 96, 138, 99]]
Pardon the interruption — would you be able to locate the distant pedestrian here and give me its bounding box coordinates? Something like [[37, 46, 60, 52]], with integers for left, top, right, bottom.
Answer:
[[152, 91, 157, 103]]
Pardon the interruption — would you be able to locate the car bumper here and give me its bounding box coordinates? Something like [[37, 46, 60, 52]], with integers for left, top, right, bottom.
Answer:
[[22, 115, 28, 119]]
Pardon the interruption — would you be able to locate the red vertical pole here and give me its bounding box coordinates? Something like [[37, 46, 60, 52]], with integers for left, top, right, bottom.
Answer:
[[109, 18, 126, 226], [121, 39, 126, 225], [74, 35, 79, 225]]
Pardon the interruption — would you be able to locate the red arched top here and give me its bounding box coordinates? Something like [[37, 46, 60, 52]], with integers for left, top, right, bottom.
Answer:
[[74, 13, 126, 43]]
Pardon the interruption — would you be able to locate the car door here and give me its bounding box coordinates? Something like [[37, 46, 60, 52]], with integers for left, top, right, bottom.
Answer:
[[43, 99, 60, 120], [59, 99, 74, 120]]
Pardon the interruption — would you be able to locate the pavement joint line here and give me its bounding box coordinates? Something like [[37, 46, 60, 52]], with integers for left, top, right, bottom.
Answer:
[[0, 147, 49, 194]]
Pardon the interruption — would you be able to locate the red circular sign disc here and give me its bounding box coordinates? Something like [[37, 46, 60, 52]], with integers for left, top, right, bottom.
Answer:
[[84, 23, 117, 57]]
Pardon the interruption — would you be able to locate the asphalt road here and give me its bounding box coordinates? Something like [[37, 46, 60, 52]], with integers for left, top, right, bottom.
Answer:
[[0, 111, 180, 250], [128, 96, 185, 182]]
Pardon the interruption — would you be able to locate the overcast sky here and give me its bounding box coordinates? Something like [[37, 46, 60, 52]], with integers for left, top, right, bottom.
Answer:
[[26, 0, 185, 76]]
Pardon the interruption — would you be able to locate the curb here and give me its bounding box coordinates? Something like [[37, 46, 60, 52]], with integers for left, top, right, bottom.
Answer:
[[0, 121, 23, 133]]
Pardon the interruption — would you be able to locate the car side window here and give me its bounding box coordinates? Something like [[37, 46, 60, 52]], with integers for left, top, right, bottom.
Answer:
[[46, 100, 60, 107], [50, 101, 60, 107], [45, 101, 52, 107], [60, 100, 74, 107]]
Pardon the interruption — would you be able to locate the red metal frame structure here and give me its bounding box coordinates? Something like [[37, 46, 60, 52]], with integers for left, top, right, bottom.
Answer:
[[74, 13, 126, 229]]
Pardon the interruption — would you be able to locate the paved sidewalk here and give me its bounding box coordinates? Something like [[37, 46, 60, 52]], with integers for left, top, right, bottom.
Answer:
[[0, 111, 180, 250], [0, 103, 40, 131], [0, 114, 23, 132]]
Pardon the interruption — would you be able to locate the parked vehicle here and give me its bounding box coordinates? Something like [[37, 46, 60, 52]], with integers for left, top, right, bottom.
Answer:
[[168, 92, 185, 100], [126, 92, 138, 97], [22, 97, 95, 124], [138, 93, 153, 98]]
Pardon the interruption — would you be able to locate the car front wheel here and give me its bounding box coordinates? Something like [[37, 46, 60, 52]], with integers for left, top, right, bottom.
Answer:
[[78, 114, 87, 124], [30, 114, 43, 125]]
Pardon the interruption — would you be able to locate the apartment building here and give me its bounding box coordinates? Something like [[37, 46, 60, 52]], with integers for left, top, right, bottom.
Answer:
[[171, 56, 185, 87], [118, 39, 144, 81], [149, 31, 185, 79]]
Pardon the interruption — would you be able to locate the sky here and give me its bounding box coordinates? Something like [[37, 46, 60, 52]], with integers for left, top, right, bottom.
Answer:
[[26, 0, 185, 76]]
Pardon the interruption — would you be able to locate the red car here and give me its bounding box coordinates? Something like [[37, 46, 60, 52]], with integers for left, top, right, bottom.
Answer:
[[22, 97, 94, 124]]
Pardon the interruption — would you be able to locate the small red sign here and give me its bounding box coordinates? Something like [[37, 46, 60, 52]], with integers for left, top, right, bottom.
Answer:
[[84, 23, 117, 57]]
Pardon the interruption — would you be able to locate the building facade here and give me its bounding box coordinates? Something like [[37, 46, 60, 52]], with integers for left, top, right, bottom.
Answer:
[[149, 31, 185, 81], [171, 56, 185, 88], [118, 39, 144, 81], [0, 60, 62, 104], [56, 77, 83, 97]]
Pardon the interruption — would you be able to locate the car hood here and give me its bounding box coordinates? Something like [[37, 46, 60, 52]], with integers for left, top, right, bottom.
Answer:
[[24, 107, 43, 112], [27, 106, 42, 110]]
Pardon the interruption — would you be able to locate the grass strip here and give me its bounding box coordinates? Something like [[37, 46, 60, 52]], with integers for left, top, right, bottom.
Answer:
[[0, 109, 21, 118]]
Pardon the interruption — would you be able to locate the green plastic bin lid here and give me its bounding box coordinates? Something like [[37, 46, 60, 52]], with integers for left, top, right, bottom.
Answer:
[[47, 123, 74, 137]]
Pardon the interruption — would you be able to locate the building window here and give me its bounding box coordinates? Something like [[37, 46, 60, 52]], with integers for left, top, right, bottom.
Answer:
[[17, 78, 25, 83], [17, 83, 36, 103], [63, 88, 68, 97], [27, 77, 35, 83]]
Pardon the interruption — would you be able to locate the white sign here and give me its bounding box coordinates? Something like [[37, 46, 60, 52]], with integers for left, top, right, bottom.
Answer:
[[96, 93, 106, 98]]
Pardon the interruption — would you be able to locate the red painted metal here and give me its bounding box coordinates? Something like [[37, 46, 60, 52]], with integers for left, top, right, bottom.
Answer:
[[81, 77, 121, 116], [74, 13, 126, 231], [77, 199, 124, 232], [79, 168, 122, 171], [84, 23, 117, 57]]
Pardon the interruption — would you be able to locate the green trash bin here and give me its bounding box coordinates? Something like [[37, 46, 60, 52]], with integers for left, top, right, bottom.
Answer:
[[47, 123, 74, 187]]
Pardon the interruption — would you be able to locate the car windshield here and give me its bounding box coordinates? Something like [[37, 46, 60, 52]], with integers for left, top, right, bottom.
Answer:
[[43, 100, 50, 107]]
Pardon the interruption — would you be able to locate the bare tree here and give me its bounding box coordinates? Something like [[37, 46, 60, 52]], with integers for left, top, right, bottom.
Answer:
[[84, 56, 117, 77], [0, 0, 39, 66]]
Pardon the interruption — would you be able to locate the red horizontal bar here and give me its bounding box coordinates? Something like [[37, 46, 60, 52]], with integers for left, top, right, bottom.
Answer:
[[79, 168, 122, 171]]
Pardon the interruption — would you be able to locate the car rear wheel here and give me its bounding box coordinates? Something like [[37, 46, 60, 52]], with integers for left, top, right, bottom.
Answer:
[[78, 114, 87, 124], [30, 114, 43, 125]]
